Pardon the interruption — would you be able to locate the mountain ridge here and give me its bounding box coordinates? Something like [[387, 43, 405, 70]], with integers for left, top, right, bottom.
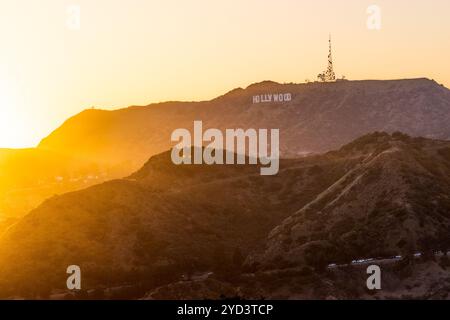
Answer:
[[1, 77, 449, 223], [38, 78, 450, 166]]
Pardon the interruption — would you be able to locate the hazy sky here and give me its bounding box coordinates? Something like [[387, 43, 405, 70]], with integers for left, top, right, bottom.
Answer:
[[1, 0, 449, 148]]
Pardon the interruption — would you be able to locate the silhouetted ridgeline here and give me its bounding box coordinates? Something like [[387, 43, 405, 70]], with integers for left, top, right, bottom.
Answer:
[[39, 78, 450, 170]]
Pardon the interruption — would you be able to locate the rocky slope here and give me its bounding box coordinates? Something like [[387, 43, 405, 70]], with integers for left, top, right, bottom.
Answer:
[[257, 132, 450, 270]]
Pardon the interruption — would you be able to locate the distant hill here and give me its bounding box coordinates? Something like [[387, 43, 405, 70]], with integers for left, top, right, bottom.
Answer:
[[1, 133, 449, 298], [1, 78, 449, 220], [38, 78, 450, 169]]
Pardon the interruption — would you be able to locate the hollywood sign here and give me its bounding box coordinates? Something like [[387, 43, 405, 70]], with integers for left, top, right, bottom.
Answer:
[[252, 93, 292, 104]]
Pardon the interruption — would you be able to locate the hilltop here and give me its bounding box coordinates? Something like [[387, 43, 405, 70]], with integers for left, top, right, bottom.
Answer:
[[39, 78, 450, 167]]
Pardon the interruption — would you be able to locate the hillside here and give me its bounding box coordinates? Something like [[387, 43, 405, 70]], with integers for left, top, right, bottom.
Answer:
[[39, 78, 450, 167], [0, 148, 333, 297], [1, 78, 449, 220], [0, 133, 449, 299], [257, 132, 450, 270]]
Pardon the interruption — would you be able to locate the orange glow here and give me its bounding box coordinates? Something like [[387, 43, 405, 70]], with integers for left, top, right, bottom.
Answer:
[[0, 0, 450, 148]]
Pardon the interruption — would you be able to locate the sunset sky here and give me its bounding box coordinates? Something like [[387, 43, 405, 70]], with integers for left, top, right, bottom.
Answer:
[[0, 0, 450, 148]]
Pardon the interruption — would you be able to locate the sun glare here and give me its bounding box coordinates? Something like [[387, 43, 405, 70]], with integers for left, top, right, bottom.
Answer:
[[0, 76, 29, 149]]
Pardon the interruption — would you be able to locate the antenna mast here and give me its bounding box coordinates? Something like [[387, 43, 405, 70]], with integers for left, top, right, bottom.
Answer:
[[325, 34, 336, 81], [317, 34, 336, 82]]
